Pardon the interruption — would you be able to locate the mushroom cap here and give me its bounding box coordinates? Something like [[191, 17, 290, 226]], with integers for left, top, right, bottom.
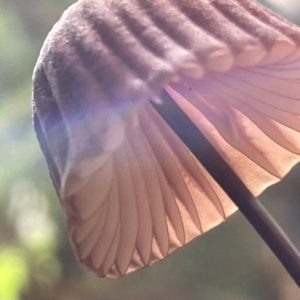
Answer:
[[33, 0, 300, 277]]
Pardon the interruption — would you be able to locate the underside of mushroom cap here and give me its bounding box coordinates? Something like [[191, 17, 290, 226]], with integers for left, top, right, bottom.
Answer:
[[33, 0, 300, 278]]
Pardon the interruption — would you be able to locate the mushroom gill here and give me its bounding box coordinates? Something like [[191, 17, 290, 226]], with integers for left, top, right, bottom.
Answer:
[[32, 0, 300, 278]]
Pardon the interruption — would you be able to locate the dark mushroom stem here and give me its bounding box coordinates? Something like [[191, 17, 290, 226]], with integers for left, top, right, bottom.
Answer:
[[151, 90, 300, 287]]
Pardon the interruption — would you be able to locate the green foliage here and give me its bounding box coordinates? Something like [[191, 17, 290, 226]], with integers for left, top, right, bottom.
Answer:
[[0, 248, 28, 300]]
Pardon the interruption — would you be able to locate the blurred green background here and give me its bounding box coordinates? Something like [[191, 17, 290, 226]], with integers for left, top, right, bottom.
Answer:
[[1, 0, 300, 299]]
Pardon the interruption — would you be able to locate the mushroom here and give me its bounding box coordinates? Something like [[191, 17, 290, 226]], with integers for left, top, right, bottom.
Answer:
[[32, 0, 300, 282]]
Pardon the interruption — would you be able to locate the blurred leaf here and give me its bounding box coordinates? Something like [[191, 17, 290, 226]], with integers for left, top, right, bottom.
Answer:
[[0, 248, 28, 300]]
